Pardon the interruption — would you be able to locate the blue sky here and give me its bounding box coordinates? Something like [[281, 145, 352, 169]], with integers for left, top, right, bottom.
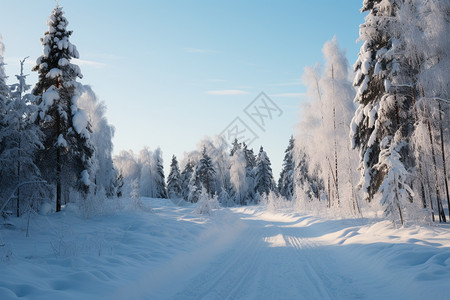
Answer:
[[0, 0, 365, 177]]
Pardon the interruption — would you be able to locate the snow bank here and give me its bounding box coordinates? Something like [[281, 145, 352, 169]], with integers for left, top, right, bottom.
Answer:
[[0, 198, 240, 299]]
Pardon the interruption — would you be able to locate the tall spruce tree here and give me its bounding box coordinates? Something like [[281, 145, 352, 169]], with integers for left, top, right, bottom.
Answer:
[[153, 148, 167, 198], [278, 136, 295, 200], [243, 143, 256, 199], [0, 36, 9, 129], [180, 159, 194, 201], [230, 138, 241, 156], [293, 147, 323, 201], [188, 146, 216, 202], [350, 0, 414, 207], [32, 5, 94, 211], [253, 146, 276, 198], [1, 58, 44, 217], [167, 155, 182, 199]]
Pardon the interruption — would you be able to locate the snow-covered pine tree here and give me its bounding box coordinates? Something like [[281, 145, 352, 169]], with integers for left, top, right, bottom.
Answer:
[[293, 146, 323, 204], [230, 138, 241, 156], [180, 159, 194, 201], [167, 155, 182, 199], [0, 36, 9, 135], [218, 187, 234, 207], [278, 136, 295, 200], [32, 5, 94, 211], [377, 138, 414, 225], [0, 58, 44, 217], [243, 143, 256, 200], [153, 148, 167, 198], [253, 146, 276, 199], [350, 0, 414, 204], [0, 36, 9, 187], [113, 171, 124, 198], [198, 146, 216, 193], [188, 146, 216, 202]]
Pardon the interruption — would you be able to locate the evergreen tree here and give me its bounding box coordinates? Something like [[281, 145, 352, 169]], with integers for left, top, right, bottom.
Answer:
[[0, 58, 44, 217], [230, 138, 241, 156], [278, 136, 295, 200], [167, 155, 182, 199], [32, 5, 94, 211], [293, 148, 323, 201], [0, 36, 9, 131], [350, 0, 414, 203], [377, 139, 413, 225], [180, 159, 194, 201], [253, 146, 276, 199], [243, 143, 256, 199], [153, 148, 167, 198], [188, 146, 216, 202], [243, 143, 256, 170], [113, 171, 124, 198]]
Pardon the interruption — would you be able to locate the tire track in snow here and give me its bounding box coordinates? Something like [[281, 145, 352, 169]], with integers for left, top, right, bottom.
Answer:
[[171, 226, 265, 299], [170, 211, 362, 300]]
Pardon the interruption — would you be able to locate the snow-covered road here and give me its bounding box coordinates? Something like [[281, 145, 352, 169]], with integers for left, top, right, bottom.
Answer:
[[117, 202, 450, 300], [1, 198, 449, 299], [164, 209, 363, 300]]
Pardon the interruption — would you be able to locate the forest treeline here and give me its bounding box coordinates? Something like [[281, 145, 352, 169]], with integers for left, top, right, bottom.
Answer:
[[0, 1, 449, 225]]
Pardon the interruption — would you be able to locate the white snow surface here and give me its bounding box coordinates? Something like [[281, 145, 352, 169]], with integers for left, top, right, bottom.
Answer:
[[0, 198, 449, 299], [41, 86, 59, 108], [45, 68, 62, 79], [56, 134, 67, 148], [72, 109, 88, 135]]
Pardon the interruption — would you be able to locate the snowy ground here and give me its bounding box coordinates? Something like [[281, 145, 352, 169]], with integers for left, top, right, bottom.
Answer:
[[0, 198, 449, 300]]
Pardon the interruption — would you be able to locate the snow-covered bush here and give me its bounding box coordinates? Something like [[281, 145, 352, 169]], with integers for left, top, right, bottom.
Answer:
[[194, 188, 220, 215], [263, 191, 292, 212], [78, 188, 107, 219]]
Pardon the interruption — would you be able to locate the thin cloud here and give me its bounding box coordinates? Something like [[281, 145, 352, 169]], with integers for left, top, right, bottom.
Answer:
[[72, 58, 107, 68], [5, 57, 107, 69], [185, 48, 219, 54], [206, 89, 249, 96], [270, 92, 306, 98]]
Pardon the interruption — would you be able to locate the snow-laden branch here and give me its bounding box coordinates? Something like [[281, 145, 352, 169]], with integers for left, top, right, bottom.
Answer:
[[0, 181, 47, 214], [425, 97, 450, 105]]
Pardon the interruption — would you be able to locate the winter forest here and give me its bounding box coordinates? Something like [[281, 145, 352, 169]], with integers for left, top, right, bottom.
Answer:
[[0, 1, 449, 299]]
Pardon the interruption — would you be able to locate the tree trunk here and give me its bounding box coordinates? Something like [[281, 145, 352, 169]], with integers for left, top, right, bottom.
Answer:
[[56, 113, 61, 213], [427, 116, 446, 222], [420, 85, 435, 222], [425, 169, 435, 222], [327, 175, 331, 208], [438, 101, 450, 218], [411, 83, 427, 209], [331, 65, 340, 206], [17, 158, 21, 218]]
